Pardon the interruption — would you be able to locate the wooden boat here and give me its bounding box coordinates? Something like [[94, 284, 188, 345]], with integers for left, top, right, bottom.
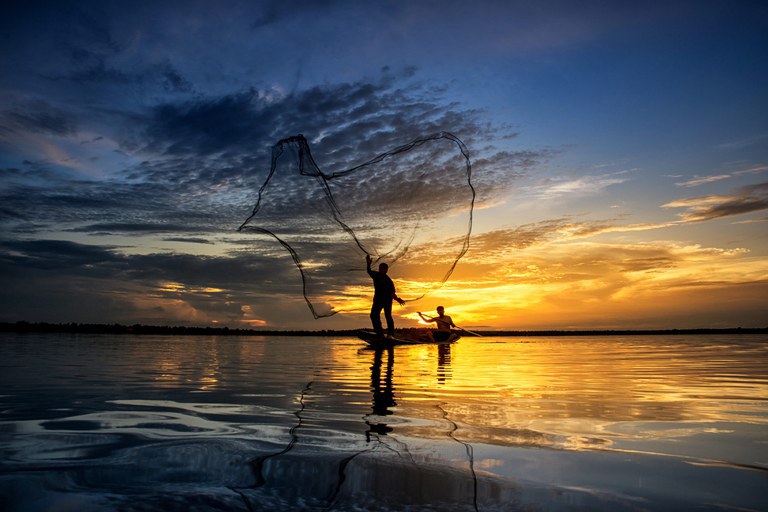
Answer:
[[357, 329, 460, 347]]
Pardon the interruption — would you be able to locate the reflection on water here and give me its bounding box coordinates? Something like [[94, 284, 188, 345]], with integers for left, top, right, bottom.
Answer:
[[0, 333, 767, 511], [367, 348, 395, 438]]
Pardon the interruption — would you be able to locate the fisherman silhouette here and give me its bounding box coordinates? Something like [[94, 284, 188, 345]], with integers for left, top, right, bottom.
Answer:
[[366, 254, 405, 339]]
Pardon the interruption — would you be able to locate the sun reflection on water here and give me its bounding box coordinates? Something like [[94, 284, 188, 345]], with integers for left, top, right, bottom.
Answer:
[[1, 333, 766, 511]]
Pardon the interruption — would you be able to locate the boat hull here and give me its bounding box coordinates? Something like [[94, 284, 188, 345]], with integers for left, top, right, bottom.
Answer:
[[357, 329, 460, 346]]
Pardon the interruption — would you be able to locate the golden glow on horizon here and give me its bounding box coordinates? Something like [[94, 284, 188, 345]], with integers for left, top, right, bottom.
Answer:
[[311, 236, 768, 330], [126, 213, 767, 330]]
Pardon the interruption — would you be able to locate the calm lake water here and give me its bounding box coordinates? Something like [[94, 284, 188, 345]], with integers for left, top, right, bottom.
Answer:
[[1, 333, 766, 511]]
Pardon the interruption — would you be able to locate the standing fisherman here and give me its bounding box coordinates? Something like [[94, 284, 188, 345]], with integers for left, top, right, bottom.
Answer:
[[366, 255, 405, 339]]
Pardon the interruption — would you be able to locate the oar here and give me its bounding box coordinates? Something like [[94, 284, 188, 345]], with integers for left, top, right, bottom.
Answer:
[[455, 325, 482, 337]]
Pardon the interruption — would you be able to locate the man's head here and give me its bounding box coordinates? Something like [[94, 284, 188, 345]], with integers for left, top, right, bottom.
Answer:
[[437, 306, 444, 315], [379, 263, 389, 274]]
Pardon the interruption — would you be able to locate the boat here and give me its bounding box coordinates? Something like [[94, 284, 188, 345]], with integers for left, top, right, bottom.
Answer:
[[357, 329, 460, 347]]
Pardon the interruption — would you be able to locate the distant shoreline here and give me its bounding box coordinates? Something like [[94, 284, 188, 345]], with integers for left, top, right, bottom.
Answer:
[[2, 321, 766, 337]]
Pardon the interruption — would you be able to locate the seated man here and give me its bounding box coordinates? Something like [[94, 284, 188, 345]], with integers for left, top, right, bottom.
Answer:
[[418, 306, 459, 343]]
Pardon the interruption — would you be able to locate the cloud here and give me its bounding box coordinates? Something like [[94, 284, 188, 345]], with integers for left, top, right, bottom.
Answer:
[[674, 164, 768, 187], [733, 216, 768, 225], [663, 182, 768, 222], [471, 148, 557, 206], [144, 89, 273, 156], [0, 239, 304, 326], [1, 73, 519, 243], [0, 2, 527, 271], [446, 237, 768, 329], [464, 181, 768, 257], [527, 170, 631, 201], [464, 219, 573, 255], [69, 223, 200, 235], [462, 183, 768, 259], [466, 180, 768, 252], [675, 174, 733, 187], [716, 132, 768, 151], [460, 217, 681, 262], [0, 240, 120, 271], [162, 237, 214, 245]]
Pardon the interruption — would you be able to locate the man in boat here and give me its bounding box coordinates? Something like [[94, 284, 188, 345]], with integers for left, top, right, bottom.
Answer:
[[366, 254, 405, 339], [418, 307, 459, 343]]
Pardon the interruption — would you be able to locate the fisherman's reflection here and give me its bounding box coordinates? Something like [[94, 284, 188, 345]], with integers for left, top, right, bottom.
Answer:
[[366, 347, 395, 441], [437, 342, 452, 384]]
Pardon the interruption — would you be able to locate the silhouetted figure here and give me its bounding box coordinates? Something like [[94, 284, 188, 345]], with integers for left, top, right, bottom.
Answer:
[[437, 343, 452, 384], [366, 348, 396, 441], [418, 306, 459, 343], [366, 254, 405, 339]]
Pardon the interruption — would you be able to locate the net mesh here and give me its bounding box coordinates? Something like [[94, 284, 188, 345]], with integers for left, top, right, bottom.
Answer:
[[238, 132, 475, 318]]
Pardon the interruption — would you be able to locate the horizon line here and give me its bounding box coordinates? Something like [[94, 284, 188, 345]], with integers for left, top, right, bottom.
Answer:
[[2, 321, 766, 337]]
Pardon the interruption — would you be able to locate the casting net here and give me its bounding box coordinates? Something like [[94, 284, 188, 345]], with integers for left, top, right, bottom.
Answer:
[[239, 132, 475, 318]]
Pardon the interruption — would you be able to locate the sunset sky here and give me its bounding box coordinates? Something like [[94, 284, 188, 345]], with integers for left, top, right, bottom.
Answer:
[[1, 1, 767, 330]]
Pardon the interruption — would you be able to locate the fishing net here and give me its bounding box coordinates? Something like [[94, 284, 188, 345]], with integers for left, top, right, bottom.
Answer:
[[238, 132, 475, 318]]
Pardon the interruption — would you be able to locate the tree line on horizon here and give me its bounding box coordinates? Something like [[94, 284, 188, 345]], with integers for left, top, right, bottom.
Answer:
[[1, 321, 765, 336]]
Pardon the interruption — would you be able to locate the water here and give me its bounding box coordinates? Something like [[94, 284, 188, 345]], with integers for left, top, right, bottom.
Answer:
[[1, 333, 766, 511]]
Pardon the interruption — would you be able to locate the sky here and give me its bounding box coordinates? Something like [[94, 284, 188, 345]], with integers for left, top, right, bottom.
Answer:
[[1, 0, 767, 330]]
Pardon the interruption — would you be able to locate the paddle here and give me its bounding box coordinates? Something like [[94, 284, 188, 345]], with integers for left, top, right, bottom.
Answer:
[[455, 325, 482, 337]]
